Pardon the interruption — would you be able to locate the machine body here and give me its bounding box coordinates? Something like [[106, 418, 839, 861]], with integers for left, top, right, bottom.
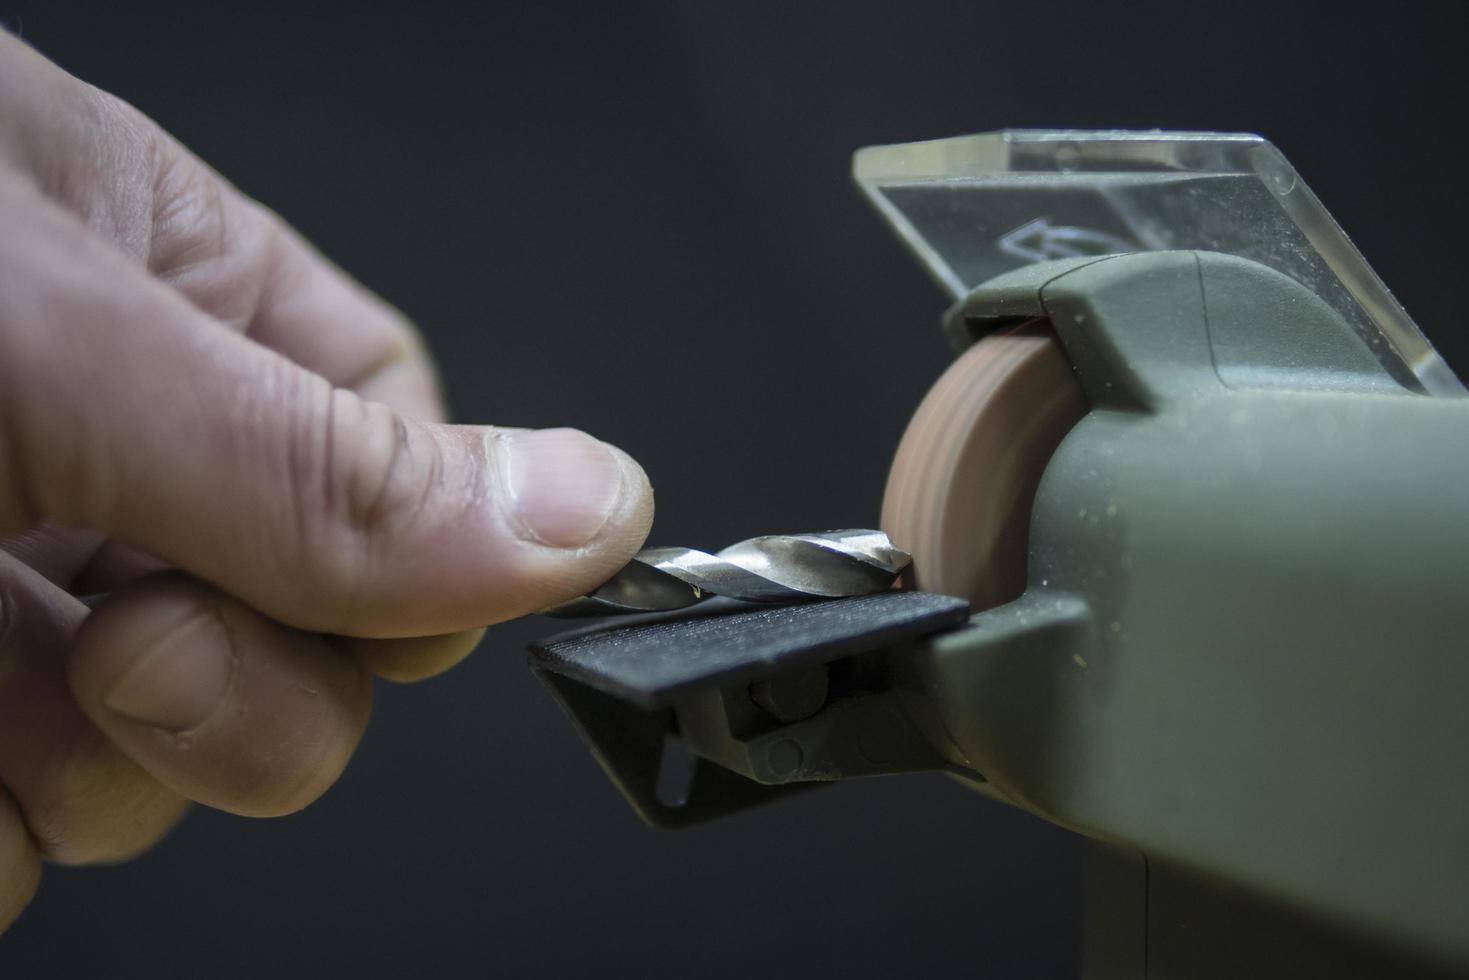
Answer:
[[922, 250, 1469, 976], [531, 132, 1469, 977]]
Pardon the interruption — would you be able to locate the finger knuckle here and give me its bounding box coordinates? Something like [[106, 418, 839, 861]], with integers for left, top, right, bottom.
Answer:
[[331, 391, 443, 535], [0, 789, 40, 932], [0, 578, 14, 654], [286, 388, 444, 614], [22, 735, 186, 865]]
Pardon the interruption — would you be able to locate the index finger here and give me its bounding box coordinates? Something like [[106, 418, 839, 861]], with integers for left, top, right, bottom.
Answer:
[[0, 30, 443, 420]]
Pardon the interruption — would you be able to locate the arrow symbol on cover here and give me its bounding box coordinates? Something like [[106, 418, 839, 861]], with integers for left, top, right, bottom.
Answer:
[[997, 217, 1136, 264]]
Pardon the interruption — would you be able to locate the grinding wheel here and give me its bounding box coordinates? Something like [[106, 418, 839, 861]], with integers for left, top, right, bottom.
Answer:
[[882, 325, 1088, 610]]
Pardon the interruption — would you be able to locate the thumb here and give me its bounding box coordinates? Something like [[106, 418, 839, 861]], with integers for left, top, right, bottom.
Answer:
[[0, 170, 652, 637]]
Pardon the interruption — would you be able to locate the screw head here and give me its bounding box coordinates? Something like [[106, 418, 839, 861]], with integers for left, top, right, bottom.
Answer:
[[767, 739, 804, 778], [750, 665, 829, 723]]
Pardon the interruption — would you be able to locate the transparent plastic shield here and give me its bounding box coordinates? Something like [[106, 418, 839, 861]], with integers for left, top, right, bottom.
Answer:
[[854, 130, 1462, 396]]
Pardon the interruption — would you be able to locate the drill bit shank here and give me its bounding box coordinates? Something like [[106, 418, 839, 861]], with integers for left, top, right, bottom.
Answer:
[[546, 529, 910, 617]]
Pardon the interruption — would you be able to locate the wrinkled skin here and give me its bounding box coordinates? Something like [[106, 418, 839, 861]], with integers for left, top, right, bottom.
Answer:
[[0, 30, 653, 931]]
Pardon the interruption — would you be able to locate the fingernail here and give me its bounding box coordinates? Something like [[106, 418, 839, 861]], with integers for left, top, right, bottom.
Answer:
[[501, 428, 627, 548], [103, 609, 235, 731]]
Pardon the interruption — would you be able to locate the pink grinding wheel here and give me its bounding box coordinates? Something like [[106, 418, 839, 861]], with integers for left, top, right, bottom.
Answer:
[[882, 327, 1088, 610]]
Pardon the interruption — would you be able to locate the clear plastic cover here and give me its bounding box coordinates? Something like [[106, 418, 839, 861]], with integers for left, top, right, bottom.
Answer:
[[854, 130, 1462, 396]]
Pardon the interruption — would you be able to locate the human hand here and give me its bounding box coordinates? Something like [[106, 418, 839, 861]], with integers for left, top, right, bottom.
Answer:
[[0, 30, 653, 931]]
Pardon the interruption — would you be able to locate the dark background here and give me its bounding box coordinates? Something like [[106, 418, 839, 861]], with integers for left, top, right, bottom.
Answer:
[[0, 3, 1463, 977]]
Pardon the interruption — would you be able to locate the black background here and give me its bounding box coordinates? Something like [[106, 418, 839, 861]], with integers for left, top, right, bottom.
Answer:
[[0, 3, 1463, 978]]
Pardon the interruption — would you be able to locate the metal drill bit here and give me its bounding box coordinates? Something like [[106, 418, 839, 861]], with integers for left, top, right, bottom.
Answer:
[[545, 529, 910, 617]]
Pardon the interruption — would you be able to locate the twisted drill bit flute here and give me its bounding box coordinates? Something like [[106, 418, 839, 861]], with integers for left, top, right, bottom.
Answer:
[[545, 529, 911, 617]]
